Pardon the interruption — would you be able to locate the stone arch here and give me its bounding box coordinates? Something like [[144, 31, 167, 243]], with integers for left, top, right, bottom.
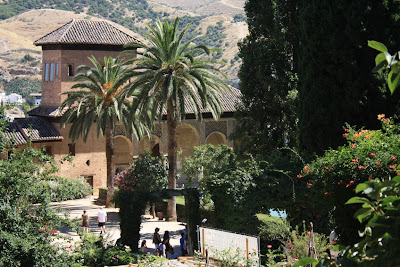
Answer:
[[114, 135, 133, 173], [205, 131, 227, 146], [177, 123, 199, 164], [138, 135, 163, 156]]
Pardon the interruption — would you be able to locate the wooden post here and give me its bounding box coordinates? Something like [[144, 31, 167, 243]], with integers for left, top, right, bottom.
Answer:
[[202, 228, 205, 257], [246, 238, 249, 260]]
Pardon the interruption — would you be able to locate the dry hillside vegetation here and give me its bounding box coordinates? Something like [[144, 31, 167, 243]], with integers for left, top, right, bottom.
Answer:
[[149, 0, 245, 15]]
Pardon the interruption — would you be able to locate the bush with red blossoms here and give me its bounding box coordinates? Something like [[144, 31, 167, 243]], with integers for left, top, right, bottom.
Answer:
[[297, 115, 400, 244]]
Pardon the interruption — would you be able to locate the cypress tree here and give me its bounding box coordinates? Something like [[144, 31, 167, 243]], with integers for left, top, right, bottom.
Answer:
[[298, 0, 400, 155], [233, 0, 299, 158]]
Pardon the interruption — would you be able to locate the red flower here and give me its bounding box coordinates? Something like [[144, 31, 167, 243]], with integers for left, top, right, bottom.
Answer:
[[358, 165, 365, 170], [267, 245, 272, 249], [390, 164, 398, 170], [391, 155, 397, 161], [324, 192, 328, 196], [344, 128, 349, 132], [370, 153, 376, 157], [376, 162, 381, 165], [351, 158, 359, 164], [304, 166, 310, 172], [343, 133, 348, 137], [324, 166, 329, 170], [297, 174, 302, 178], [351, 143, 357, 149], [306, 182, 312, 187]]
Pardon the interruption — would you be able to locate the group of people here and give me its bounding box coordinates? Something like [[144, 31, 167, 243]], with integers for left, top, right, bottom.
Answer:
[[80, 207, 108, 234], [148, 227, 188, 259]]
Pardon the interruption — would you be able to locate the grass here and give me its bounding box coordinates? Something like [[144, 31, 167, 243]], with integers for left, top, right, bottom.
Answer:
[[257, 213, 287, 224]]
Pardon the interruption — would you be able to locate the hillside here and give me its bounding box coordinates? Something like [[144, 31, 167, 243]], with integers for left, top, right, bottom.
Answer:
[[0, 0, 248, 86]]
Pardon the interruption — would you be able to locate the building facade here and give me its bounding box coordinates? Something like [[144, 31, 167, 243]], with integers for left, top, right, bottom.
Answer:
[[4, 19, 240, 194]]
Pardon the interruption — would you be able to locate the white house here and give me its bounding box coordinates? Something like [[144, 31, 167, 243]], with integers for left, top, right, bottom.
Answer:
[[6, 93, 23, 104], [29, 93, 42, 106]]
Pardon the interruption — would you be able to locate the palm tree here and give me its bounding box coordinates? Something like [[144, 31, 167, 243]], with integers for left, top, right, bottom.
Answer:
[[123, 18, 229, 221], [60, 56, 148, 207]]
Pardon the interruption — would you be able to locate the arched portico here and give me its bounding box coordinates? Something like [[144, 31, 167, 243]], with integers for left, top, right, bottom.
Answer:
[[138, 135, 163, 156], [114, 135, 133, 173], [206, 131, 227, 146]]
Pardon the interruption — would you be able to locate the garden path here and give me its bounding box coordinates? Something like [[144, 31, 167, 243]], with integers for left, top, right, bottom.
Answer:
[[51, 196, 186, 253]]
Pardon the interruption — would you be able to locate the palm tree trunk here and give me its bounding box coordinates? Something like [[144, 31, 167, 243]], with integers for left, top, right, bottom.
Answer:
[[166, 99, 177, 221], [105, 122, 115, 208]]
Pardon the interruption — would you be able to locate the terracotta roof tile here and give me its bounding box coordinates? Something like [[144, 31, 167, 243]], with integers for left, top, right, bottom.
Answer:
[[34, 19, 139, 46], [28, 106, 64, 117], [5, 122, 27, 146], [13, 117, 63, 142]]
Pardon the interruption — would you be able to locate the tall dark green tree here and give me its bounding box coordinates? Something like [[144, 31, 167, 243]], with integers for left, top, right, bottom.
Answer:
[[298, 0, 400, 155], [233, 0, 299, 158]]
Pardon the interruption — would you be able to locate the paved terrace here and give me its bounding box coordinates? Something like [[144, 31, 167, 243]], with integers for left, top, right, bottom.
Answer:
[[51, 196, 187, 252]]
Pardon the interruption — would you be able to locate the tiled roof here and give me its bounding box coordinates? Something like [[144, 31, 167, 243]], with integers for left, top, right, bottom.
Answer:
[[34, 19, 139, 46], [14, 117, 63, 142], [5, 122, 27, 146], [162, 86, 242, 115], [28, 106, 64, 117], [4, 117, 63, 144]]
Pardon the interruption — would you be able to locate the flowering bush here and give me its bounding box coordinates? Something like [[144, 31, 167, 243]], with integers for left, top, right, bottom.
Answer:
[[113, 152, 167, 192], [298, 115, 400, 244]]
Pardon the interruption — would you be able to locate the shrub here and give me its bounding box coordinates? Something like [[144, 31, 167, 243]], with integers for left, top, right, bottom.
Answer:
[[299, 116, 400, 244], [30, 177, 92, 203], [286, 228, 330, 261]]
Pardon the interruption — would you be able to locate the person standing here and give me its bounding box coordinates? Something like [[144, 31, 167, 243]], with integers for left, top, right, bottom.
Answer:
[[153, 227, 161, 251], [163, 230, 171, 251], [81, 210, 89, 233], [97, 207, 107, 234], [180, 232, 187, 256]]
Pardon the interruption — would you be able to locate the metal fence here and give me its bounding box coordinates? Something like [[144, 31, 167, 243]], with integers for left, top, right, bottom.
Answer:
[[197, 226, 260, 266]]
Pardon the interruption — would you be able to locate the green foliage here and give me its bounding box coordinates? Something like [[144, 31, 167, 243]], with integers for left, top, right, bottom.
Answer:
[[74, 233, 105, 266], [297, 1, 400, 155], [205, 247, 259, 267], [114, 153, 167, 251], [183, 144, 236, 188], [299, 116, 400, 244], [0, 120, 74, 265], [233, 13, 246, 23], [113, 152, 167, 191], [369, 40, 400, 94], [342, 176, 400, 266], [258, 215, 291, 243], [31, 176, 92, 203], [286, 228, 330, 261], [233, 0, 299, 157]]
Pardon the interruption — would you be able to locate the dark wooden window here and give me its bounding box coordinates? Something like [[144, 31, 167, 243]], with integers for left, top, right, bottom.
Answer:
[[68, 143, 76, 156], [44, 146, 53, 156], [67, 64, 74, 76]]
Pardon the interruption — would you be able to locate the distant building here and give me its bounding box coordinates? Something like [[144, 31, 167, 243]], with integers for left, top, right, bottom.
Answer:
[[29, 93, 42, 106], [2, 19, 241, 194], [6, 93, 23, 104]]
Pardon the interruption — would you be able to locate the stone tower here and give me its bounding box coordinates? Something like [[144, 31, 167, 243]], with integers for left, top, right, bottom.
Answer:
[[31, 19, 138, 112]]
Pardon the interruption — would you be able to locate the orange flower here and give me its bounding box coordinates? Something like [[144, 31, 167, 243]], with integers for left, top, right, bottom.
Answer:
[[370, 153, 376, 157], [297, 174, 302, 178], [351, 143, 357, 149], [377, 114, 385, 120], [307, 182, 312, 187]]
